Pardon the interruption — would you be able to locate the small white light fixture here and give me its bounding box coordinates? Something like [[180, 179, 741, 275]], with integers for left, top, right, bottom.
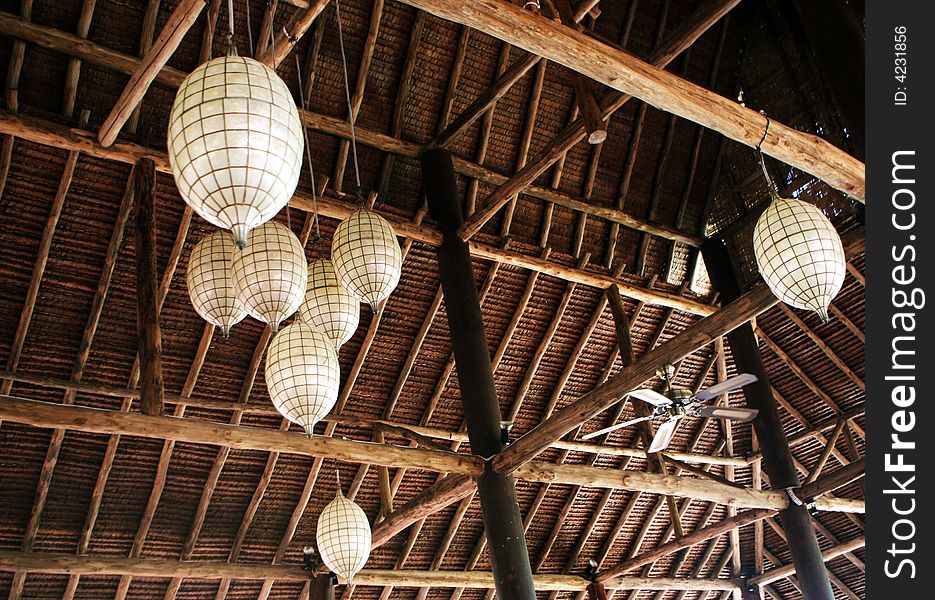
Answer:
[[331, 208, 402, 312], [752, 153, 845, 322], [167, 55, 304, 248], [299, 259, 360, 349], [232, 220, 308, 332], [316, 484, 371, 584], [186, 230, 248, 337], [264, 320, 339, 436]]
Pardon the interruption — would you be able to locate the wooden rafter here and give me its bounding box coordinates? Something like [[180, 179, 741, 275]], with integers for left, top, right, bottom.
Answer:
[[98, 0, 206, 146], [0, 106, 710, 315], [424, 0, 864, 240], [256, 0, 333, 68], [0, 552, 743, 592]]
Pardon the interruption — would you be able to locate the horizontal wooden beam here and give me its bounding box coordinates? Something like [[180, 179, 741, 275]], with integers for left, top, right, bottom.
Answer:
[[0, 370, 748, 466], [748, 537, 866, 586], [0, 394, 483, 477], [0, 395, 862, 512], [0, 551, 741, 591], [0, 108, 711, 315], [396, 0, 865, 202], [0, 13, 705, 250]]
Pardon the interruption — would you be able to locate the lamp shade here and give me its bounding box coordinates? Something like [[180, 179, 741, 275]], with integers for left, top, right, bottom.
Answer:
[[167, 55, 304, 248], [264, 320, 339, 436], [331, 208, 402, 311], [298, 259, 360, 349], [753, 196, 845, 321], [186, 230, 247, 336], [232, 221, 308, 331], [316, 487, 371, 584]]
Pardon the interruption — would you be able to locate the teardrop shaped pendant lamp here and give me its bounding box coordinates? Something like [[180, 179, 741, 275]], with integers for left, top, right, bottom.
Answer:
[[752, 153, 845, 322], [316, 482, 371, 584], [299, 259, 360, 349], [167, 54, 304, 248], [186, 230, 248, 337]]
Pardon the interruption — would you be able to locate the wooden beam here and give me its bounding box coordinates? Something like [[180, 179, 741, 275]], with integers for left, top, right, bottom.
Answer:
[[132, 158, 164, 417], [491, 282, 780, 474], [455, 0, 733, 242], [419, 0, 864, 240], [0, 11, 705, 248], [422, 147, 536, 600], [799, 458, 865, 501], [598, 509, 776, 581], [0, 107, 709, 314], [0, 551, 741, 591], [256, 0, 332, 68], [553, 0, 606, 144], [0, 395, 484, 476], [748, 537, 866, 586], [98, 0, 206, 146]]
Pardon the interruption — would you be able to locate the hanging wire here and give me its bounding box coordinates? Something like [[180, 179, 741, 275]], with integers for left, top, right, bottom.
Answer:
[[755, 113, 779, 200], [226, 0, 237, 54], [334, 0, 364, 200], [295, 53, 324, 257], [244, 0, 254, 57]]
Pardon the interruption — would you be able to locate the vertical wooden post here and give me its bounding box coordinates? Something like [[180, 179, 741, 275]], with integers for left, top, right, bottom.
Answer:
[[134, 158, 164, 417], [420, 147, 536, 600], [701, 238, 833, 600], [309, 574, 335, 600]]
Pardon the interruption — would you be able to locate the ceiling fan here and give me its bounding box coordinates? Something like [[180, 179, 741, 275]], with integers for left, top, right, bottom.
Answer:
[[580, 364, 760, 453]]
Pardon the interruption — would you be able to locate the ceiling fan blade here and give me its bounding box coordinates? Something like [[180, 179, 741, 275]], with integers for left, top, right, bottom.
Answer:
[[694, 373, 759, 402], [580, 415, 654, 441], [648, 417, 680, 454], [628, 388, 672, 407], [694, 405, 760, 422]]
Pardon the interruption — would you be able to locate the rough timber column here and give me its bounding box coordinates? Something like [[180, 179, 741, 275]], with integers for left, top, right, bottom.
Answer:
[[420, 147, 537, 600], [701, 239, 834, 600]]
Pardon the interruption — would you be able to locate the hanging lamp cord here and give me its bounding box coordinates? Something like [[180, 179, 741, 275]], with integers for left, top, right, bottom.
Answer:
[[755, 113, 779, 200], [295, 53, 324, 256], [226, 0, 237, 55], [334, 0, 364, 203]]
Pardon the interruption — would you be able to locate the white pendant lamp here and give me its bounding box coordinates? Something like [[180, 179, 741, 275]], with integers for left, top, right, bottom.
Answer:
[[299, 259, 360, 349], [232, 221, 308, 332], [752, 155, 845, 322], [167, 55, 304, 248], [331, 208, 402, 312], [186, 230, 248, 337], [265, 320, 339, 436], [316, 485, 371, 584]]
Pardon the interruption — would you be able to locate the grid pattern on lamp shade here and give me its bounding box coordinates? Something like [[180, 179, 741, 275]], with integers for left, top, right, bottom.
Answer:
[[298, 259, 360, 349], [331, 208, 402, 309], [753, 196, 845, 320], [265, 321, 339, 434], [316, 491, 372, 583], [232, 221, 308, 330], [186, 230, 247, 335], [167, 55, 303, 245]]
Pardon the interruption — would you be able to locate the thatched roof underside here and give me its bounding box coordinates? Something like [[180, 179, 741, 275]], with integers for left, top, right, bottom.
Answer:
[[0, 0, 864, 599]]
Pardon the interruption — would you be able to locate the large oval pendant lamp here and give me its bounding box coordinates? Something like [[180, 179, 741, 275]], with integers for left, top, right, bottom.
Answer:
[[316, 484, 371, 584], [331, 208, 402, 312], [232, 220, 308, 332], [752, 153, 845, 322], [186, 230, 247, 337], [299, 259, 360, 349], [167, 54, 304, 249], [265, 320, 339, 436]]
